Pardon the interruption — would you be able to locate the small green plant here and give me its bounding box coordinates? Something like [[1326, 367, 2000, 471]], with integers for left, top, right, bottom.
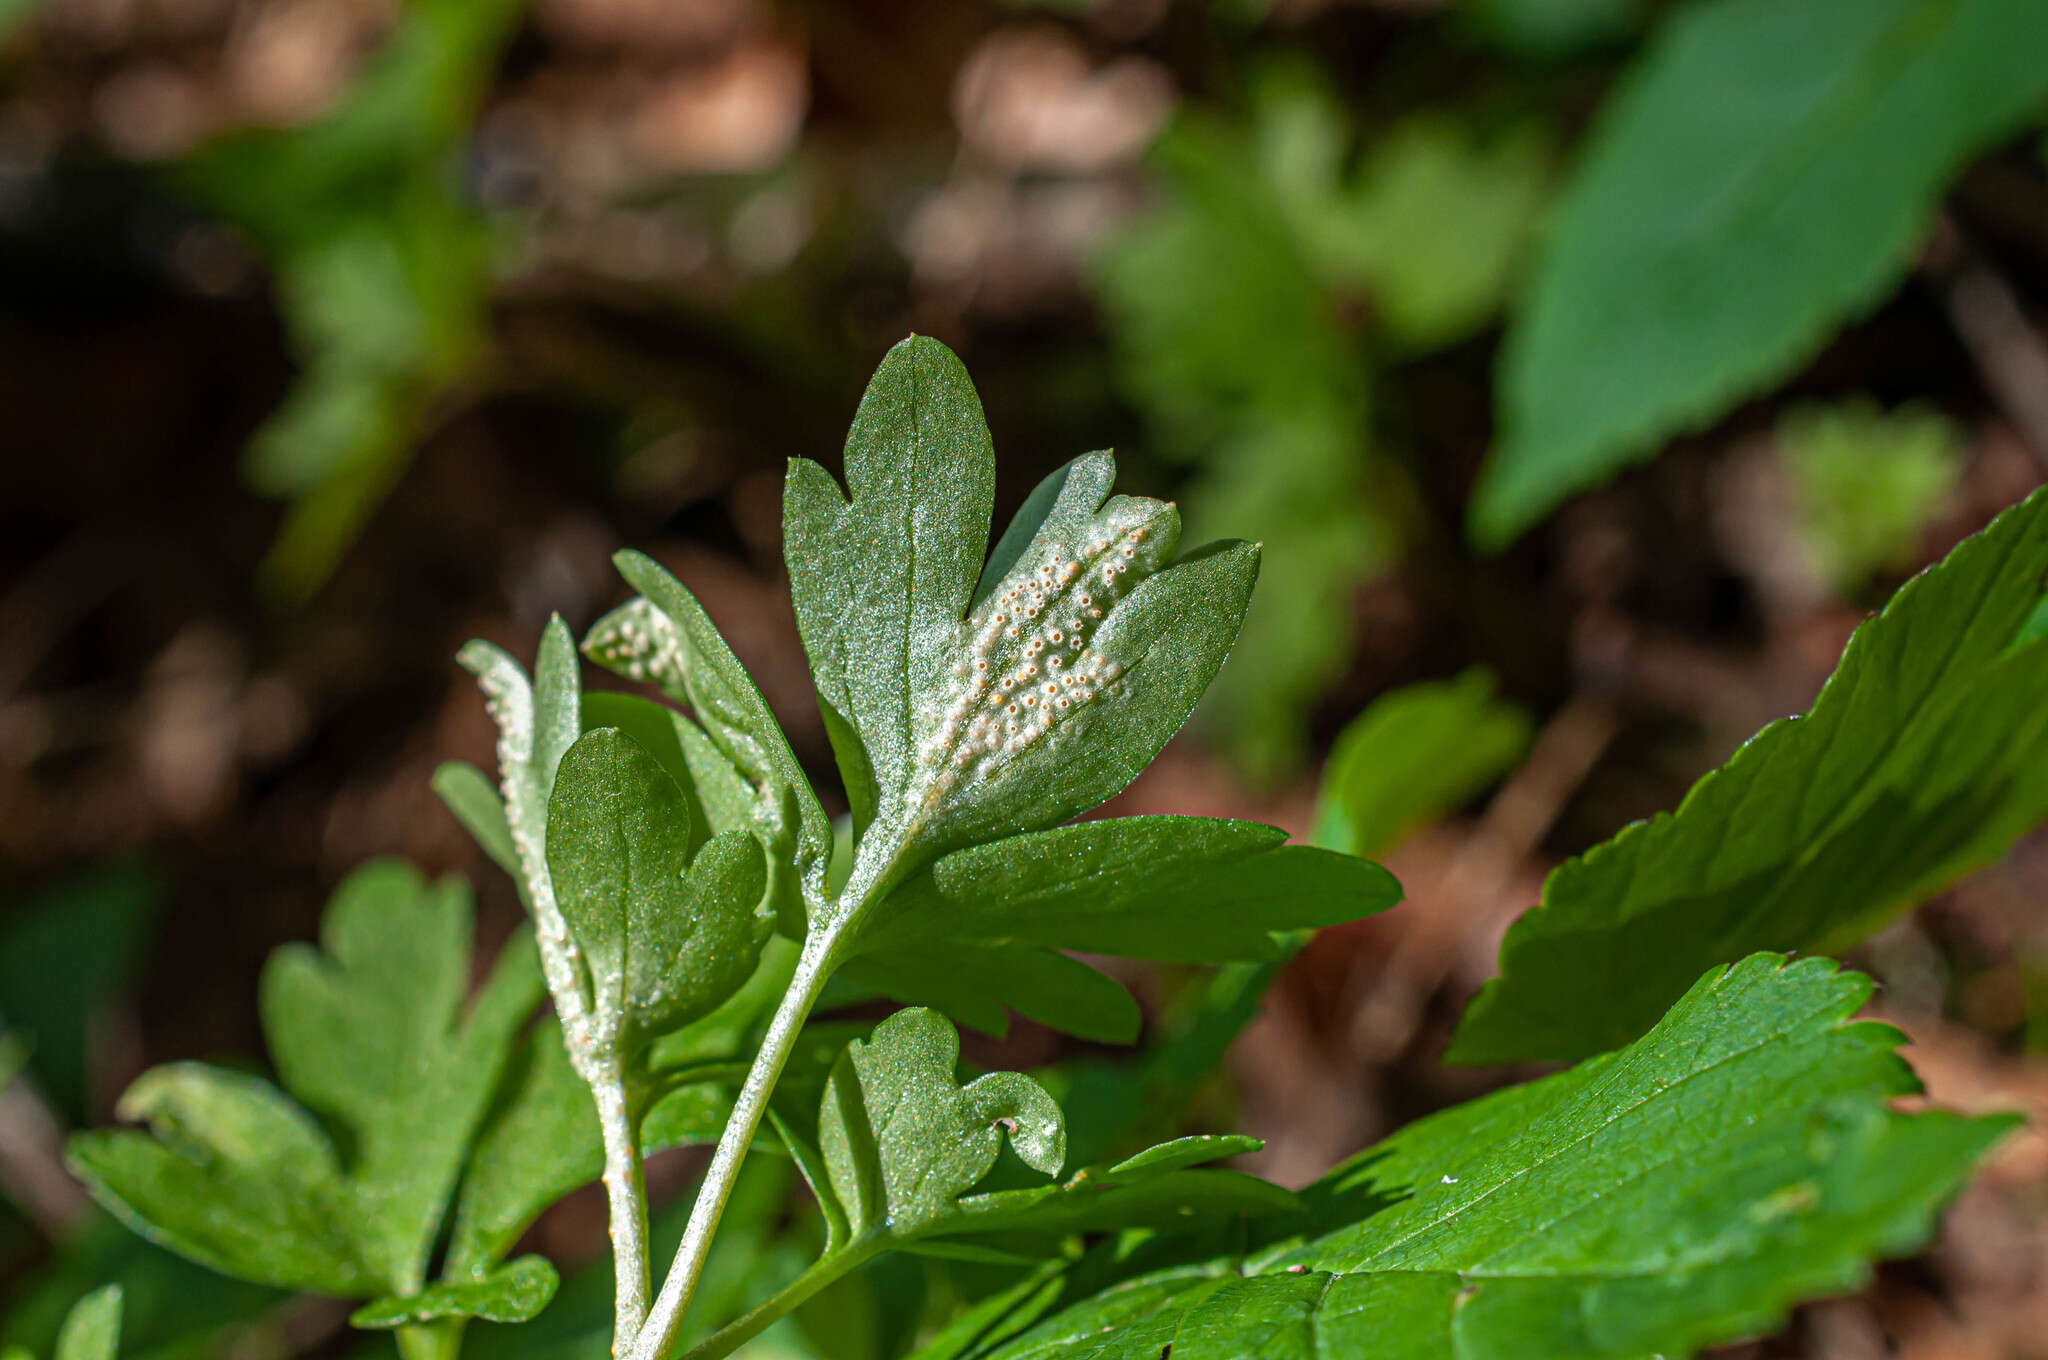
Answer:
[[63, 339, 2048, 1359]]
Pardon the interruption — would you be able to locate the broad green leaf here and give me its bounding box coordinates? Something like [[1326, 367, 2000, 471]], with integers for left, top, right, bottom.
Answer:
[[860, 817, 1401, 966], [68, 1066, 366, 1295], [785, 337, 1258, 889], [1453, 488, 2048, 1064], [820, 1008, 1064, 1239], [257, 862, 544, 1291], [1311, 669, 1533, 857], [350, 1257, 558, 1328], [52, 1287, 121, 1360], [546, 728, 768, 1050], [446, 1019, 596, 1278], [1472, 0, 2048, 548], [965, 956, 2011, 1360], [585, 554, 832, 888]]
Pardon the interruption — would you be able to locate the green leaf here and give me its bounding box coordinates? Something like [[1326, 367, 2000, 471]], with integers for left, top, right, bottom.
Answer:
[[784, 337, 1258, 888], [586, 553, 832, 886], [1311, 670, 1533, 856], [433, 761, 521, 877], [840, 943, 1142, 1045], [1778, 398, 1966, 593], [546, 728, 769, 1051], [68, 1066, 367, 1296], [784, 337, 995, 842], [1472, 0, 2048, 548], [458, 619, 583, 914], [52, 1287, 122, 1360], [1453, 488, 2048, 1064], [179, 0, 524, 600], [0, 861, 157, 1126], [259, 862, 544, 1291], [967, 956, 2012, 1360], [860, 816, 1401, 965], [73, 862, 546, 1301], [820, 1008, 1064, 1239], [446, 1019, 597, 1278], [350, 1257, 559, 1328], [810, 1011, 1295, 1273], [1316, 116, 1551, 351], [1096, 98, 1387, 778]]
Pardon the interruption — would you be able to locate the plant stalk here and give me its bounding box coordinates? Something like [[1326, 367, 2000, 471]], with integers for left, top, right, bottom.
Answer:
[[593, 1067, 650, 1353], [626, 920, 847, 1360], [395, 1321, 463, 1360], [676, 1242, 879, 1360]]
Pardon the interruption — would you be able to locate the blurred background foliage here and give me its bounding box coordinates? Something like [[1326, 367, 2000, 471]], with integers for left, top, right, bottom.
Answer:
[[4, 0, 2048, 1354]]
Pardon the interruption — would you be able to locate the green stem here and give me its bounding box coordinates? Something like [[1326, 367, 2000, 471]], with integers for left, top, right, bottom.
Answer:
[[625, 919, 849, 1360], [395, 1321, 463, 1360], [676, 1243, 880, 1360]]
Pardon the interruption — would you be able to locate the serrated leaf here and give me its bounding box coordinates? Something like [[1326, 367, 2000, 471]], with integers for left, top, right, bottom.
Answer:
[[1472, 0, 2048, 548], [966, 955, 2012, 1360], [350, 1257, 558, 1328], [546, 729, 769, 1052], [860, 816, 1401, 966], [1311, 669, 1533, 857], [52, 1287, 121, 1360], [820, 1008, 1064, 1239], [1453, 488, 2048, 1064], [784, 337, 1258, 894], [585, 553, 831, 887]]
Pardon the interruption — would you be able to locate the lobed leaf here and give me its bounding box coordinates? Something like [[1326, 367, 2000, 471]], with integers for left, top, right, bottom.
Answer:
[[783, 337, 1258, 894], [1472, 0, 2048, 547], [70, 863, 547, 1304], [1453, 487, 2048, 1064], [821, 1008, 1065, 1239], [546, 728, 769, 1052], [350, 1258, 559, 1328], [956, 956, 2012, 1360]]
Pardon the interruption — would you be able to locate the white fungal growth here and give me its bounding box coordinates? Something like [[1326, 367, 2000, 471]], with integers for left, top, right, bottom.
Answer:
[[584, 598, 688, 693], [904, 498, 1172, 818]]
